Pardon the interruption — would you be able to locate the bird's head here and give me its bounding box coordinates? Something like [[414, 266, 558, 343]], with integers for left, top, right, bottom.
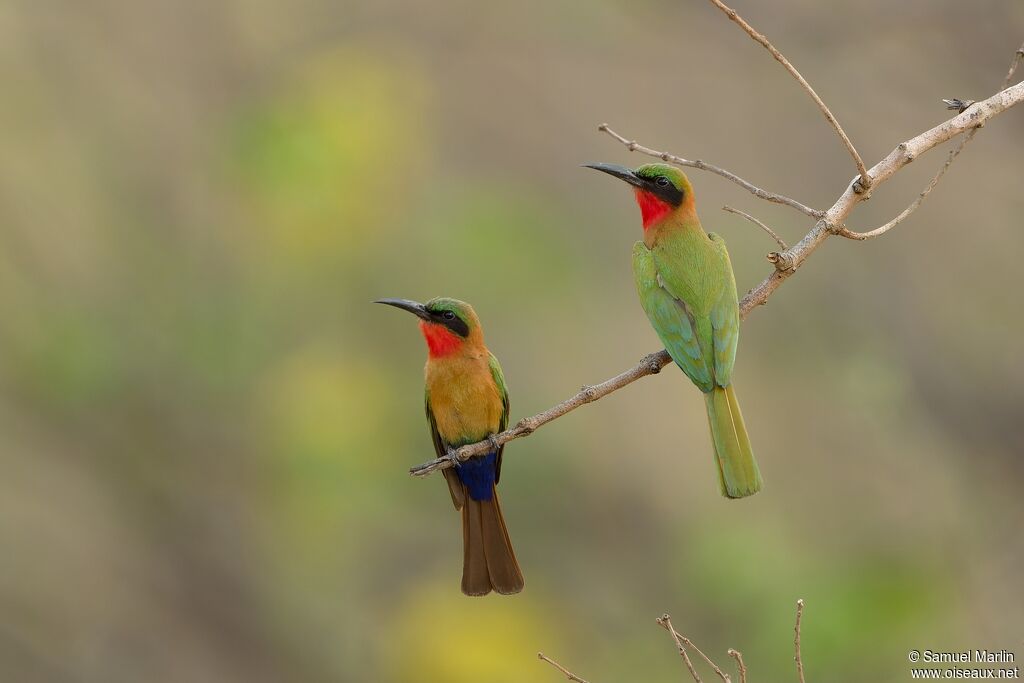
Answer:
[[584, 162, 695, 230], [374, 296, 482, 358]]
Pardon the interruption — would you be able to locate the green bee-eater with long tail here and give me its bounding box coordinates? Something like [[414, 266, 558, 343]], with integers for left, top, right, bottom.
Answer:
[[585, 162, 763, 498]]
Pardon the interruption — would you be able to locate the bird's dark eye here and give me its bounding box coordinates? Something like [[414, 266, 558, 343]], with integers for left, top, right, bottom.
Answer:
[[655, 176, 671, 187], [442, 310, 456, 320]]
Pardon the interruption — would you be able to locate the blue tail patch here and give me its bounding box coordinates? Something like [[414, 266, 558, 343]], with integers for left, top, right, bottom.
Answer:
[[455, 451, 497, 501]]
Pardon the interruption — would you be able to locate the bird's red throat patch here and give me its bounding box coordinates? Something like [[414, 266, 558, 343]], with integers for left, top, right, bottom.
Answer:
[[634, 189, 672, 229], [419, 321, 462, 358]]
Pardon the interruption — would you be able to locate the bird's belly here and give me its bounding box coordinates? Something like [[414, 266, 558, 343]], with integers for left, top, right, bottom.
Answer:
[[427, 371, 502, 446]]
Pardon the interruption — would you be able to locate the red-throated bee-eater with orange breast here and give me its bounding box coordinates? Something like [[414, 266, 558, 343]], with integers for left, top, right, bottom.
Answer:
[[585, 162, 763, 498], [376, 296, 524, 595]]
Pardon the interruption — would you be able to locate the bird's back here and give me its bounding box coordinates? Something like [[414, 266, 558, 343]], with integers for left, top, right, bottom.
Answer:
[[650, 226, 727, 319]]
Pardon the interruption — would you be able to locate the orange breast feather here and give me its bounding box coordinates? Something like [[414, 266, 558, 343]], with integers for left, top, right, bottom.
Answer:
[[426, 355, 504, 445]]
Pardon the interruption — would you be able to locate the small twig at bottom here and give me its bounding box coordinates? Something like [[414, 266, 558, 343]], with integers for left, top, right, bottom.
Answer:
[[728, 649, 748, 683], [538, 652, 592, 683], [540, 604, 812, 683], [657, 614, 733, 683], [795, 599, 807, 683], [678, 635, 732, 683], [657, 615, 704, 683]]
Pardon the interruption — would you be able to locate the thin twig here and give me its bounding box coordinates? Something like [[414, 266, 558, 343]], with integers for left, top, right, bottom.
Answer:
[[538, 652, 592, 683], [794, 599, 806, 683], [723, 205, 789, 250], [705, 0, 870, 187], [657, 615, 703, 683], [727, 649, 748, 683], [599, 124, 822, 219], [1001, 42, 1024, 90], [678, 636, 731, 683]]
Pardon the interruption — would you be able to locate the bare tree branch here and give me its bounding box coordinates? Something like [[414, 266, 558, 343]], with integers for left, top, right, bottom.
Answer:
[[795, 599, 807, 683], [705, 0, 870, 187], [723, 205, 789, 250], [408, 43, 1024, 478], [538, 652, 593, 683], [598, 124, 823, 219]]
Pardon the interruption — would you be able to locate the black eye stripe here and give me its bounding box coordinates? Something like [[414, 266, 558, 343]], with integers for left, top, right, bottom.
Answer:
[[641, 174, 684, 206], [426, 308, 470, 337]]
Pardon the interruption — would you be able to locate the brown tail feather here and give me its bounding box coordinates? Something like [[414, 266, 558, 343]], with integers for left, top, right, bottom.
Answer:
[[460, 487, 524, 596], [461, 495, 491, 596], [479, 489, 524, 594]]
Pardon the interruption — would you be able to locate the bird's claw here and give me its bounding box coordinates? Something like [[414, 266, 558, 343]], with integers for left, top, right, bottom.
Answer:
[[445, 448, 461, 468], [487, 434, 501, 453], [942, 98, 976, 113]]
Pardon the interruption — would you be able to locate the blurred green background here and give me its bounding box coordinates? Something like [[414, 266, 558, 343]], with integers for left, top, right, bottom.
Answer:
[[1, 1, 1022, 681]]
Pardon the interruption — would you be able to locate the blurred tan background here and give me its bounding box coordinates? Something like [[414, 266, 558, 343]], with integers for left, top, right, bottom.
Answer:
[[1, 0, 1022, 681]]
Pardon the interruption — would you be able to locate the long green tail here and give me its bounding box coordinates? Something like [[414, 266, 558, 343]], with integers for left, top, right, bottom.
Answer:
[[704, 384, 762, 498]]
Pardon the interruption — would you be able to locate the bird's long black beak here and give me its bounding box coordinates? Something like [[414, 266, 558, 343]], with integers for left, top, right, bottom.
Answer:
[[374, 298, 431, 320], [582, 162, 644, 188]]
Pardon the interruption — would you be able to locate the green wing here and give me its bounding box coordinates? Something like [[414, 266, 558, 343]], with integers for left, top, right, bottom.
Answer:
[[424, 388, 446, 459], [632, 241, 714, 392], [707, 233, 739, 386], [488, 352, 510, 484], [425, 387, 466, 510]]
